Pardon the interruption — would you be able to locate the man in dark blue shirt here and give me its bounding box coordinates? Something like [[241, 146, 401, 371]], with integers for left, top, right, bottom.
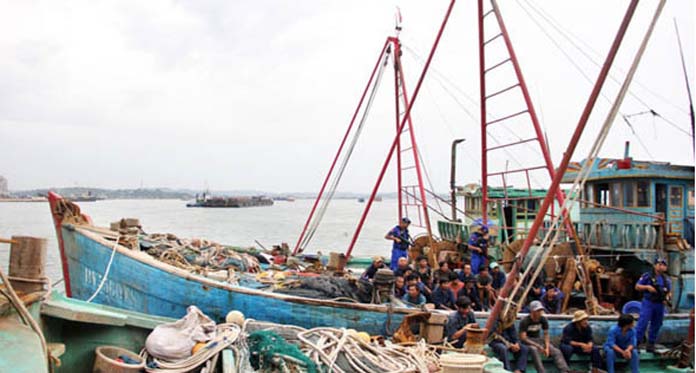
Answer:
[[541, 285, 564, 314], [385, 217, 412, 271], [489, 318, 529, 373], [634, 257, 672, 352], [432, 276, 456, 310], [445, 296, 478, 348], [490, 262, 506, 290], [360, 256, 386, 281], [560, 310, 601, 373]]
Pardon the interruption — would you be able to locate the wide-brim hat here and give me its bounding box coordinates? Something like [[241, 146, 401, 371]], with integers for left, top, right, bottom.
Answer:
[[372, 256, 384, 263], [572, 310, 589, 323]]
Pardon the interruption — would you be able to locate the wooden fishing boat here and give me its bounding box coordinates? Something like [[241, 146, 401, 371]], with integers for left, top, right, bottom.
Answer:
[[46, 192, 692, 346]]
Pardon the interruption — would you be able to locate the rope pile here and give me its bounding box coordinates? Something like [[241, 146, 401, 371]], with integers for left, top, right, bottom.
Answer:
[[297, 328, 437, 373], [140, 233, 260, 276]]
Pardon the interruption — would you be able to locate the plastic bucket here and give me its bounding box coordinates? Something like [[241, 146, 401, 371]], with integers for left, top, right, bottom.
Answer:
[[93, 346, 145, 373], [440, 352, 487, 373]]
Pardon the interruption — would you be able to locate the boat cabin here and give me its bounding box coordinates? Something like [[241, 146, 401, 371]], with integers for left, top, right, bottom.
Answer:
[[563, 156, 694, 250]]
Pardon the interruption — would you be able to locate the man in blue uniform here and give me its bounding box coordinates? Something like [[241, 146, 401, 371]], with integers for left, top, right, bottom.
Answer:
[[385, 217, 412, 271], [467, 226, 488, 275], [634, 257, 672, 352]]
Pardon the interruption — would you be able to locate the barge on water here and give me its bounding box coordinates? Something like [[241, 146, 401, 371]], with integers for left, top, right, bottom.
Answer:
[[186, 192, 273, 208]]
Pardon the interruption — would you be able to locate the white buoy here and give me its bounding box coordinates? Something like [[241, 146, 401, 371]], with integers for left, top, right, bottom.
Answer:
[[225, 310, 245, 325]]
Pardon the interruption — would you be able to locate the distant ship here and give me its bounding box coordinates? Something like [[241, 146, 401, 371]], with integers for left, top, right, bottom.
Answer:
[[66, 191, 103, 202], [273, 196, 296, 202], [186, 192, 273, 208]]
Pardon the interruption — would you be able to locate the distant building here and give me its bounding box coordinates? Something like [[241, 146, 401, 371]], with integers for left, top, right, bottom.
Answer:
[[0, 176, 7, 197]]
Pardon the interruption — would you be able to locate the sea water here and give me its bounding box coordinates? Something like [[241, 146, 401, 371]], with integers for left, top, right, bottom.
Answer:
[[0, 198, 434, 288]]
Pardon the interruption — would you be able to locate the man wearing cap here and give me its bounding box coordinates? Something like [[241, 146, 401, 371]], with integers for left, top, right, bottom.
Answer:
[[490, 262, 506, 291], [385, 217, 412, 271], [520, 300, 570, 373], [361, 256, 386, 281], [467, 226, 489, 275], [560, 310, 602, 373], [634, 257, 672, 352]]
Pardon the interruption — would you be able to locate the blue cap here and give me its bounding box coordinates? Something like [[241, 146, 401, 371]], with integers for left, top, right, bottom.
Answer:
[[654, 257, 667, 265], [401, 217, 411, 224]]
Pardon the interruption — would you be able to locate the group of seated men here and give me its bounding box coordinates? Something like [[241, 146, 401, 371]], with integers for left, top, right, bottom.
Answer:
[[361, 254, 507, 310], [448, 297, 640, 373]]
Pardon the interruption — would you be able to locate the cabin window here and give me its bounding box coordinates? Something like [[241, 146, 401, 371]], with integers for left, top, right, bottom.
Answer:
[[594, 183, 610, 206], [623, 182, 635, 207], [636, 181, 650, 207], [611, 183, 622, 207], [689, 189, 694, 208], [670, 186, 683, 208], [583, 185, 593, 208]]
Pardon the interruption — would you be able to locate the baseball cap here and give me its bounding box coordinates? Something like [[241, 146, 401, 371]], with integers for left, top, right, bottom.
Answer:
[[654, 257, 667, 265], [401, 217, 411, 224], [529, 301, 544, 312]]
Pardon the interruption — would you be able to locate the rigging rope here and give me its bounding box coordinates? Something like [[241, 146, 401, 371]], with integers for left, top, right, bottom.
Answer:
[[504, 0, 666, 315], [299, 49, 391, 251]]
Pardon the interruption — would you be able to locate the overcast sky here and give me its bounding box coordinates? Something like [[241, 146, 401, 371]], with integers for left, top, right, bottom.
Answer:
[[0, 0, 693, 193]]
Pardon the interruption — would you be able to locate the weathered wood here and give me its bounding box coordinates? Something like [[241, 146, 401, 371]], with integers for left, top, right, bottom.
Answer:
[[560, 258, 577, 313], [9, 236, 46, 293]]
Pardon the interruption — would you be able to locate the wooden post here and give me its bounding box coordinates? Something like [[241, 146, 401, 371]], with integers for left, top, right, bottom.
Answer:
[[8, 236, 47, 293]]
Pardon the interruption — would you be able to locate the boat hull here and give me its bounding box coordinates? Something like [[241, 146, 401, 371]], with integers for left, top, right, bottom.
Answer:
[[59, 224, 691, 343]]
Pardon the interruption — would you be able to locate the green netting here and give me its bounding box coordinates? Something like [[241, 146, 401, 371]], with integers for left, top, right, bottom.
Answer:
[[247, 330, 317, 373]]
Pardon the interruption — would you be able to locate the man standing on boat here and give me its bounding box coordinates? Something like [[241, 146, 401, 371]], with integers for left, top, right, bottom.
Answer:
[[634, 257, 672, 352], [467, 226, 489, 275], [385, 217, 412, 271], [520, 301, 570, 373]]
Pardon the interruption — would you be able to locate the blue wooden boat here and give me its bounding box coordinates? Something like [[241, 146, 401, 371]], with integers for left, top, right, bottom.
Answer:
[[47, 192, 692, 345]]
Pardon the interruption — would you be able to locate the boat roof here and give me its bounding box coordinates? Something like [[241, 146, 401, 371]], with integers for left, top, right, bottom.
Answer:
[[562, 158, 694, 183]]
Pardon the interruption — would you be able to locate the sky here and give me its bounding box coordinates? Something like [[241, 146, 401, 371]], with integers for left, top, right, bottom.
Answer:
[[0, 0, 693, 193]]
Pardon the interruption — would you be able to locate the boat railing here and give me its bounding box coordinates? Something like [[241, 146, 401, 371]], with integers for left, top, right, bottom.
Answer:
[[573, 220, 663, 250]]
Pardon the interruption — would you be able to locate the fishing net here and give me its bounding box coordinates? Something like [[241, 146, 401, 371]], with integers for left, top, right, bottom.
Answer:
[[247, 330, 318, 373], [274, 276, 373, 303]]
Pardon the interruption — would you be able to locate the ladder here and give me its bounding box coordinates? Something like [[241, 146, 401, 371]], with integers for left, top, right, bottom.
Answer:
[[478, 0, 567, 235], [393, 38, 433, 235]]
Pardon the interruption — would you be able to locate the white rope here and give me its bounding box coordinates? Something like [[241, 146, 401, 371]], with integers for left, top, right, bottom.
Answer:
[[504, 0, 665, 314], [86, 235, 120, 303]]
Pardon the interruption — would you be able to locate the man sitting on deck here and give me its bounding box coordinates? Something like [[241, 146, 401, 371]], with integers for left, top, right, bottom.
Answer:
[[393, 257, 412, 278], [560, 310, 602, 373], [445, 296, 478, 348], [360, 256, 386, 281], [489, 318, 529, 373], [541, 284, 564, 315], [457, 277, 482, 311], [520, 301, 570, 373], [490, 262, 506, 291], [402, 283, 426, 306], [385, 217, 412, 271], [604, 314, 639, 373], [476, 265, 494, 311], [432, 276, 456, 310]]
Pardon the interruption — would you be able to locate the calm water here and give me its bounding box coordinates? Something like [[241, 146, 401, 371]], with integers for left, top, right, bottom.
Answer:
[[0, 198, 434, 288]]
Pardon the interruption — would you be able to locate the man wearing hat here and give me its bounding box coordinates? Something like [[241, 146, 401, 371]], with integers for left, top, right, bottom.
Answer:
[[385, 217, 412, 271], [634, 256, 672, 352], [560, 310, 602, 373], [360, 256, 386, 281], [520, 300, 570, 373]]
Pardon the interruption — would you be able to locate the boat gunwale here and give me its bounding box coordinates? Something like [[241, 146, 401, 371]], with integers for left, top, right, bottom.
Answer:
[[66, 223, 691, 320]]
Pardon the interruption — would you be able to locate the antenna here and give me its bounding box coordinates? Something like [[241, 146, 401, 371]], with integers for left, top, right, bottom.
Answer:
[[673, 18, 695, 156]]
